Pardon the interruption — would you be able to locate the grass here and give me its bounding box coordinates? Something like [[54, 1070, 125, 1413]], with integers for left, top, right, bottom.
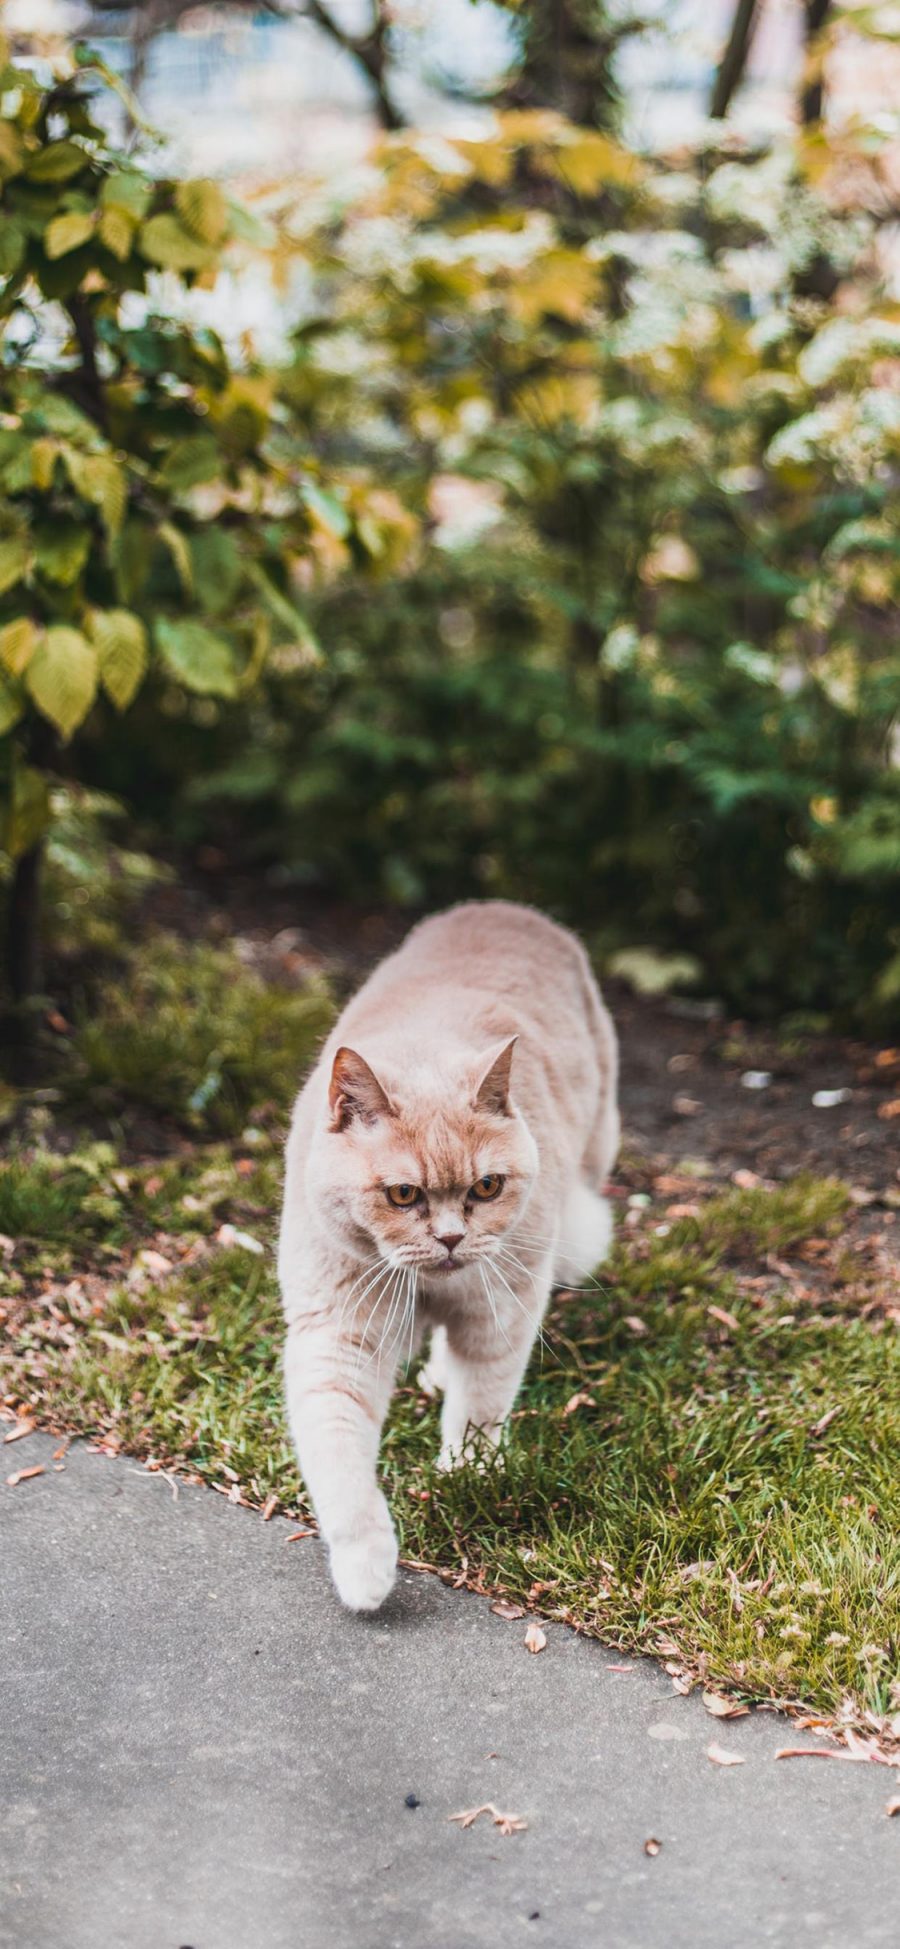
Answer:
[[64, 934, 335, 1134], [2, 1140, 897, 1732]]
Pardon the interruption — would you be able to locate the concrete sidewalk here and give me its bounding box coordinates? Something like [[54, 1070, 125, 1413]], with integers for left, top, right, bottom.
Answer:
[[1, 1432, 896, 1949]]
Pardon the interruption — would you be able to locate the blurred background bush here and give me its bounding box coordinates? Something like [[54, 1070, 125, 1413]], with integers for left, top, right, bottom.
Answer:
[[1, 0, 899, 1034]]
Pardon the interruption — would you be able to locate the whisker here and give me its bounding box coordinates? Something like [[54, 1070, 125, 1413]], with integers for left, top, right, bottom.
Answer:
[[479, 1263, 513, 1352]]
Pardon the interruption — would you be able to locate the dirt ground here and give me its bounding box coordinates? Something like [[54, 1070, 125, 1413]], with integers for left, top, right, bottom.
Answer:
[[160, 873, 899, 1196]]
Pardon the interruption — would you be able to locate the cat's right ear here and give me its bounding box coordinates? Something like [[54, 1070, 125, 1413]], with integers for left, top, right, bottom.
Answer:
[[328, 1047, 393, 1131]]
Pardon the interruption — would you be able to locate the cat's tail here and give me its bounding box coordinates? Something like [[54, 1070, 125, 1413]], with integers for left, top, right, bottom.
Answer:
[[554, 1180, 613, 1287]]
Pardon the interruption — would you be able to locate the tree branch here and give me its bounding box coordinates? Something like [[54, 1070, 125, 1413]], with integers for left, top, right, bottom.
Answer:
[[709, 0, 760, 120]]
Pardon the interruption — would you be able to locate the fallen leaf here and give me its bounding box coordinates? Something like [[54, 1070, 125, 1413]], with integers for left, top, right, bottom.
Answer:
[[774, 1747, 864, 1764], [703, 1692, 749, 1720], [707, 1742, 747, 1767], [732, 1168, 762, 1189], [708, 1305, 740, 1332], [809, 1406, 841, 1438], [285, 1528, 315, 1542], [607, 1663, 635, 1674], [562, 1391, 594, 1415], [490, 1600, 525, 1620], [624, 1315, 648, 1336], [135, 1249, 173, 1278], [449, 1803, 527, 1837], [643, 1837, 662, 1856], [261, 1494, 278, 1521], [3, 1420, 35, 1444], [877, 1099, 900, 1121], [6, 1465, 45, 1487], [217, 1223, 265, 1255], [524, 1620, 547, 1655], [144, 1175, 164, 1197], [875, 1048, 899, 1068], [672, 1095, 703, 1116], [886, 1796, 900, 1818]]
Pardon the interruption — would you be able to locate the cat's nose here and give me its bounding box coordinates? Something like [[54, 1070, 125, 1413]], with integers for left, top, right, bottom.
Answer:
[[436, 1231, 464, 1256]]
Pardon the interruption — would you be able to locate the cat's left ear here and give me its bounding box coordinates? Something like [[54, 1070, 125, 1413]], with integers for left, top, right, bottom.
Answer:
[[473, 1036, 518, 1116]]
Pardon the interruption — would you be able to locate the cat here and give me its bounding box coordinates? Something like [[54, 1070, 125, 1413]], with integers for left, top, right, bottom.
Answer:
[[278, 899, 619, 1612]]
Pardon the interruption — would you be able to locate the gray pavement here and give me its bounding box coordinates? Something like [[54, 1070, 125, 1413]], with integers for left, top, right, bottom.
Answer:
[[1, 1431, 897, 1949]]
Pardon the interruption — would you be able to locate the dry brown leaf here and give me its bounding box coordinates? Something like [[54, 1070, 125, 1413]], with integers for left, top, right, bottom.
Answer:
[[261, 1494, 278, 1521], [875, 1048, 899, 1068], [643, 1837, 662, 1856], [562, 1391, 594, 1416], [2, 1421, 35, 1444], [490, 1600, 526, 1621], [886, 1796, 900, 1818], [524, 1620, 547, 1655], [809, 1406, 841, 1438], [624, 1316, 648, 1336], [707, 1742, 747, 1767], [877, 1099, 900, 1120], [6, 1465, 45, 1487], [708, 1305, 740, 1332], [449, 1803, 527, 1837], [607, 1662, 635, 1674], [703, 1692, 749, 1720], [774, 1747, 861, 1764], [285, 1527, 315, 1542]]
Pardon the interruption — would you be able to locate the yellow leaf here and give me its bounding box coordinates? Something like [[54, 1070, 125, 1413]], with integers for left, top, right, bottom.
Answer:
[[175, 178, 228, 246], [44, 211, 95, 259], [0, 535, 29, 597], [30, 438, 59, 492], [99, 206, 134, 261], [509, 249, 597, 325], [25, 625, 98, 740], [64, 451, 127, 536], [89, 608, 148, 710], [0, 616, 39, 677]]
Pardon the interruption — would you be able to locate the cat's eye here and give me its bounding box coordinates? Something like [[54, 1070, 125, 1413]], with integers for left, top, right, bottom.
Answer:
[[386, 1182, 421, 1208], [470, 1173, 504, 1201]]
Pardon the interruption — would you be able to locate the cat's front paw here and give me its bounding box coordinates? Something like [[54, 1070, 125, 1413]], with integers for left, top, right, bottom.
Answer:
[[329, 1523, 398, 1612]]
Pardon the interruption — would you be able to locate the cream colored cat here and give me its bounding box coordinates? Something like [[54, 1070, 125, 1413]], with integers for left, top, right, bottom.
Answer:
[[278, 900, 619, 1612]]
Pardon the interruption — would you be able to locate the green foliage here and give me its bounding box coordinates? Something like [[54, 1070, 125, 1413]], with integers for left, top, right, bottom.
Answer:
[[159, 92, 897, 1020], [66, 933, 334, 1133], [0, 43, 408, 955]]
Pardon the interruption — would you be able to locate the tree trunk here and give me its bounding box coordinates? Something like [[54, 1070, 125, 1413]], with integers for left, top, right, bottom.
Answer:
[[8, 841, 43, 1009]]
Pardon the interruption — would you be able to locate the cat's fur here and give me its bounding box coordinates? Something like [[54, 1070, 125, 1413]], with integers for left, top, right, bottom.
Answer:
[[278, 900, 619, 1611]]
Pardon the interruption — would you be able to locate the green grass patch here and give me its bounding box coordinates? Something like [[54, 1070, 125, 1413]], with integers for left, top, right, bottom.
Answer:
[[65, 934, 334, 1134], [3, 1170, 896, 1723]]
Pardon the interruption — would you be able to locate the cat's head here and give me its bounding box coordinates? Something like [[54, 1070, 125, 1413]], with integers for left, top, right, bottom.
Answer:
[[311, 1036, 538, 1273]]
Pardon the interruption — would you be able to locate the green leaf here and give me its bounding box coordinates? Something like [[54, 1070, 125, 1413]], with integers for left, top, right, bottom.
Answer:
[[30, 437, 59, 491], [0, 534, 29, 597], [90, 608, 148, 710], [155, 617, 240, 698], [0, 122, 25, 181], [0, 616, 39, 677], [101, 171, 152, 220], [176, 178, 228, 245], [0, 218, 25, 274], [64, 451, 127, 535], [0, 666, 23, 736], [25, 625, 98, 740], [189, 527, 241, 615], [246, 562, 321, 661], [34, 518, 91, 586], [301, 482, 352, 540], [139, 213, 218, 273], [0, 765, 50, 861], [158, 521, 193, 594], [45, 210, 95, 259], [25, 140, 89, 183], [159, 433, 221, 494]]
